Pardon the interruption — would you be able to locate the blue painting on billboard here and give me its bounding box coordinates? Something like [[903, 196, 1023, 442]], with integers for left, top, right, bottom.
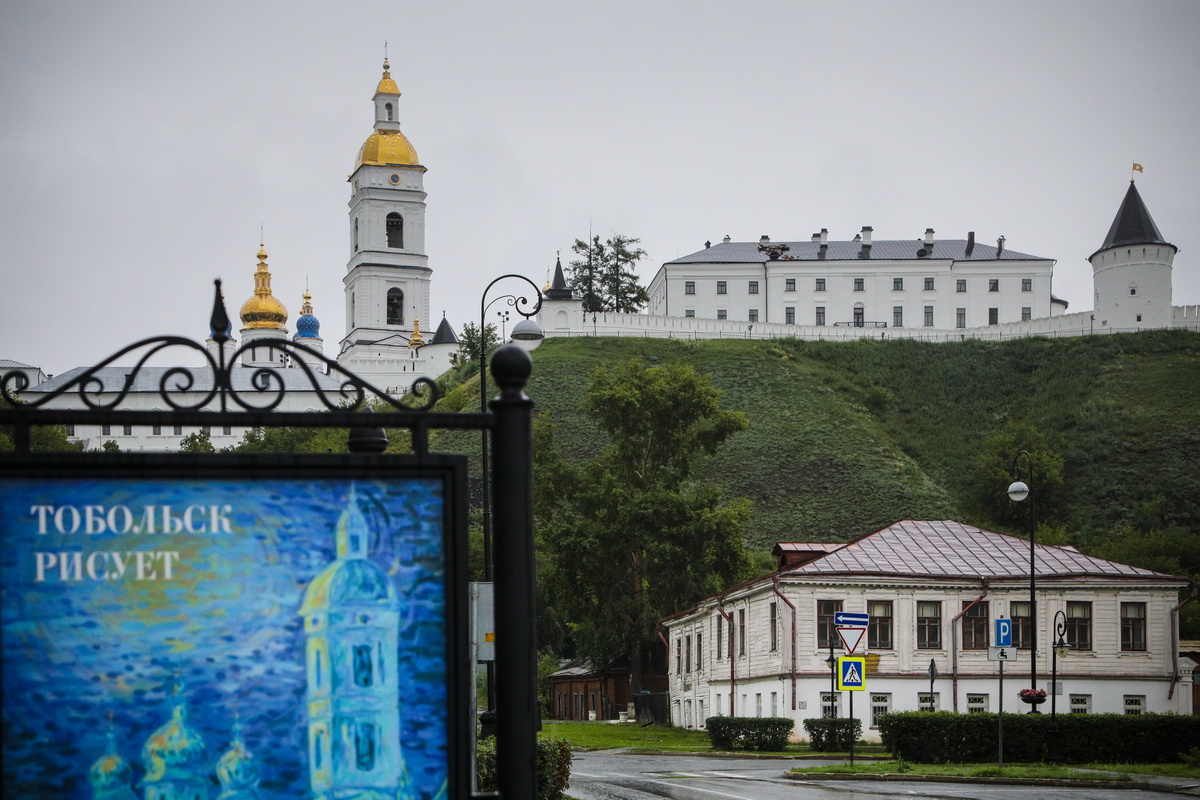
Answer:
[[0, 477, 450, 799]]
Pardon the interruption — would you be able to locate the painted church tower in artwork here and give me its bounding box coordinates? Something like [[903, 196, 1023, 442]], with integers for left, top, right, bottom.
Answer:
[[299, 485, 408, 799]]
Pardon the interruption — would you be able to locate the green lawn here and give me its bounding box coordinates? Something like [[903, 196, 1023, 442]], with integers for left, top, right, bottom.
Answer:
[[541, 722, 713, 752]]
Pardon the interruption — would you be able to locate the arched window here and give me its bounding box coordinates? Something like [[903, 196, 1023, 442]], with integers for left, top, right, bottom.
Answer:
[[386, 212, 404, 248], [353, 218, 359, 252], [385, 102, 394, 121], [387, 288, 404, 325], [353, 644, 374, 687]]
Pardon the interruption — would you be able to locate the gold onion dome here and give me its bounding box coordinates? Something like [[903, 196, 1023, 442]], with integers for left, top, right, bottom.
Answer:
[[239, 243, 288, 329], [355, 59, 421, 170]]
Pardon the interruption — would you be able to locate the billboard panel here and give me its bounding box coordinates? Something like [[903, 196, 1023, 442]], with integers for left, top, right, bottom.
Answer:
[[0, 455, 466, 799]]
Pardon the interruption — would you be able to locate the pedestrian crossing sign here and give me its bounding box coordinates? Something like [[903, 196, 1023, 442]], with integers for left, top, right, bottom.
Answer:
[[837, 656, 866, 691]]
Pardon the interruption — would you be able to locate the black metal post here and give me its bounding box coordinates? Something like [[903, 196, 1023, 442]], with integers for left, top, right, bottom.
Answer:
[[1009, 450, 1037, 701], [1048, 610, 1069, 763], [490, 345, 538, 799]]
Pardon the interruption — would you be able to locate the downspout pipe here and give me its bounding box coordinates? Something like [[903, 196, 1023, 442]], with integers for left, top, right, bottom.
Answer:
[[1169, 590, 1198, 701], [951, 587, 989, 713], [772, 577, 798, 710], [717, 598, 735, 716]]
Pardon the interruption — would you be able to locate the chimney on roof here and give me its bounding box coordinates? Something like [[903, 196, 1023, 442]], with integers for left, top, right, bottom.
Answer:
[[853, 233, 862, 242], [760, 234, 770, 244], [965, 231, 976, 256], [924, 228, 935, 246], [723, 234, 731, 243], [859, 226, 872, 259], [997, 235, 1006, 255], [820, 228, 828, 244], [704, 240, 711, 249], [811, 232, 821, 242]]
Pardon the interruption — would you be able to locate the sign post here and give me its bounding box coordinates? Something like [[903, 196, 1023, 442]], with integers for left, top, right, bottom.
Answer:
[[836, 656, 865, 765], [992, 617, 1013, 768]]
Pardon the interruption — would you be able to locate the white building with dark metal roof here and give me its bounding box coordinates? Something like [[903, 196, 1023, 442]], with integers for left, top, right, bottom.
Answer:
[[662, 520, 1195, 737], [539, 181, 1199, 340]]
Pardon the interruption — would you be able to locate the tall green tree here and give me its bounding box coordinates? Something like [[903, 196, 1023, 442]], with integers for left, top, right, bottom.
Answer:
[[567, 234, 649, 313], [540, 358, 752, 691], [450, 321, 499, 369]]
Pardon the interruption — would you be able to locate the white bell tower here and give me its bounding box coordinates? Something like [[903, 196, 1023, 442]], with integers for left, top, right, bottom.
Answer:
[[338, 59, 435, 391]]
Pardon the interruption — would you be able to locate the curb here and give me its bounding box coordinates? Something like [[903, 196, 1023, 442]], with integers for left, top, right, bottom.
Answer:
[[785, 771, 1187, 793]]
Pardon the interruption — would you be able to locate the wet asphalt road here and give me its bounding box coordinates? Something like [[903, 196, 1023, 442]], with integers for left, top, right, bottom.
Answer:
[[566, 751, 1195, 800]]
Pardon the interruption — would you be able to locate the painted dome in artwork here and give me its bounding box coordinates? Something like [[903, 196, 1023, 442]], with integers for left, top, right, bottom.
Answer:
[[89, 730, 136, 799], [215, 721, 261, 797], [142, 698, 208, 783], [299, 486, 398, 614]]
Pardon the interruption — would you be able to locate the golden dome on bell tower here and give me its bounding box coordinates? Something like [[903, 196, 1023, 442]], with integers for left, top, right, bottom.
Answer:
[[239, 243, 289, 330], [354, 57, 423, 171]]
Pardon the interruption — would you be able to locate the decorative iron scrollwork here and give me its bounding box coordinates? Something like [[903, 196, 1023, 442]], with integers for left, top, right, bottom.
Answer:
[[0, 280, 440, 413]]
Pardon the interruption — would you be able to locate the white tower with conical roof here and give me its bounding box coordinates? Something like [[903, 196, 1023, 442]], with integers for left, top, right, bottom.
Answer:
[[1088, 181, 1176, 330]]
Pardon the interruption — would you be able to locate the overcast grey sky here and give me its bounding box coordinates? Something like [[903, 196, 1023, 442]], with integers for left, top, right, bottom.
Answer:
[[2, 0, 1197, 375]]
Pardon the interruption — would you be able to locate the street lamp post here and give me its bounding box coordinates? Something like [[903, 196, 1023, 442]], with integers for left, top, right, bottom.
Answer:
[[479, 275, 545, 582], [477, 275, 544, 737], [1006, 450, 1037, 704], [1049, 610, 1071, 763]]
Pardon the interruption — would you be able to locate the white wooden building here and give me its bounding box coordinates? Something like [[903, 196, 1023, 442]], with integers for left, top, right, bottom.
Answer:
[[662, 520, 1195, 739]]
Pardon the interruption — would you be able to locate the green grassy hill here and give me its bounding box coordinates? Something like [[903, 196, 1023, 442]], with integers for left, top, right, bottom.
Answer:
[[514, 330, 1200, 556]]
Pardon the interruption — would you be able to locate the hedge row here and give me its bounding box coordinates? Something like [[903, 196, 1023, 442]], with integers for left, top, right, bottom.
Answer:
[[801, 718, 863, 752], [705, 716, 794, 751], [879, 711, 1200, 764], [476, 735, 573, 798]]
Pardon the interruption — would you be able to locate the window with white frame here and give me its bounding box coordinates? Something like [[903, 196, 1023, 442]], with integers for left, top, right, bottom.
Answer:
[[685, 309, 695, 318], [868, 601, 893, 649], [893, 278, 904, 291], [924, 306, 934, 326], [716, 616, 723, 660], [815, 306, 826, 326], [738, 609, 746, 655], [717, 309, 727, 320], [967, 694, 988, 713], [1124, 695, 1145, 715], [755, 693, 762, 717], [685, 635, 692, 672], [821, 692, 839, 719], [1069, 694, 1091, 714], [1021, 278, 1032, 292], [1121, 602, 1147, 651], [870, 693, 891, 727], [924, 277, 935, 291], [785, 278, 796, 291], [769, 602, 778, 651], [853, 278, 864, 291], [152, 424, 161, 436], [988, 307, 999, 325], [956, 279, 967, 292], [1022, 307, 1032, 321], [1066, 601, 1092, 651], [917, 601, 941, 649], [893, 306, 903, 327], [818, 599, 842, 649], [685, 281, 695, 294], [785, 306, 795, 324], [696, 632, 703, 671], [962, 601, 988, 650], [989, 279, 999, 292], [122, 424, 133, 436], [748, 281, 759, 294], [748, 309, 759, 323], [717, 281, 727, 295], [815, 278, 826, 291], [956, 308, 966, 328], [918, 692, 939, 712]]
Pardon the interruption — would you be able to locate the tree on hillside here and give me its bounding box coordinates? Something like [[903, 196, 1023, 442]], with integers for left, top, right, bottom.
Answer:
[[450, 321, 499, 369], [972, 420, 1066, 527], [568, 234, 649, 313], [540, 358, 753, 691]]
